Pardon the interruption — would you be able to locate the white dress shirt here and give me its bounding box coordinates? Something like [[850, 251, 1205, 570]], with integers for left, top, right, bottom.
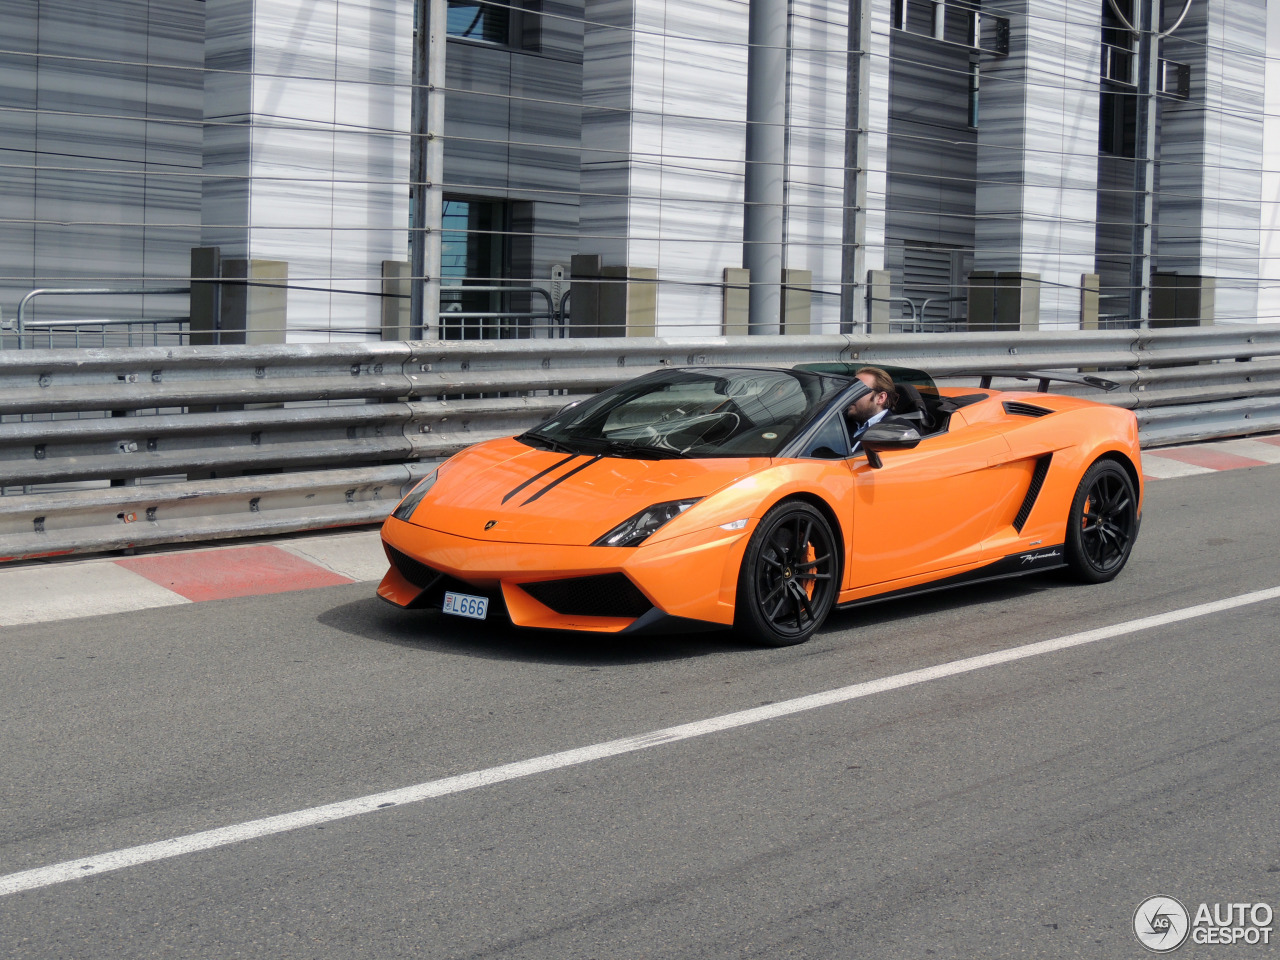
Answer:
[[850, 408, 888, 454]]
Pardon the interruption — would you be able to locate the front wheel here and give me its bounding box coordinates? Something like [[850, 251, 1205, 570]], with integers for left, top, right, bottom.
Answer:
[[1064, 459, 1138, 583], [735, 502, 839, 646]]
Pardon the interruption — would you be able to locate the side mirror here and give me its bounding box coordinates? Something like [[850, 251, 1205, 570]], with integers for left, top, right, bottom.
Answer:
[[861, 422, 922, 469]]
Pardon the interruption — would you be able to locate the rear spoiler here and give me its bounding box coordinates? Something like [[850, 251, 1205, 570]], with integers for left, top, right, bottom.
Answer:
[[947, 369, 1119, 393]]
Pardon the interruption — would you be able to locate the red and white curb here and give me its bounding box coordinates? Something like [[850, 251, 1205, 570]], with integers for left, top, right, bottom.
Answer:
[[0, 530, 386, 627], [1141, 436, 1280, 480]]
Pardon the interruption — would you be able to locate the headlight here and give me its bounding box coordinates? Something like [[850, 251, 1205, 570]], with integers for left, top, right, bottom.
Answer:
[[391, 468, 440, 522], [592, 498, 701, 547]]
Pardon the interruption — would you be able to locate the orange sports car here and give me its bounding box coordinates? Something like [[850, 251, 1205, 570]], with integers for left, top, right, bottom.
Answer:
[[378, 364, 1142, 645]]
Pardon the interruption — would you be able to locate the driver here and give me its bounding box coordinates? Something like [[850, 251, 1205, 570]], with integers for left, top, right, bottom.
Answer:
[[845, 366, 897, 453]]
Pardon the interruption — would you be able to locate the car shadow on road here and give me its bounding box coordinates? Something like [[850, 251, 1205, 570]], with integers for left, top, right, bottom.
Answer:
[[820, 573, 1069, 636], [316, 596, 761, 665], [317, 572, 1069, 666]]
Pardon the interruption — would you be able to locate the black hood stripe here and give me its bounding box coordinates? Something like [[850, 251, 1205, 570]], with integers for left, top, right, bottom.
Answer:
[[501, 454, 579, 504], [520, 455, 603, 506]]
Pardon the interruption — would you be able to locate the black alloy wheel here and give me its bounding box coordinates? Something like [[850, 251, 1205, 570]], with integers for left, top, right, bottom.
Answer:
[[735, 501, 839, 646], [1065, 459, 1138, 583]]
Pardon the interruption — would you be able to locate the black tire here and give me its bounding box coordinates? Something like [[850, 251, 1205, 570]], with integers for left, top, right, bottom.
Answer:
[[734, 501, 839, 646], [1064, 459, 1138, 583]]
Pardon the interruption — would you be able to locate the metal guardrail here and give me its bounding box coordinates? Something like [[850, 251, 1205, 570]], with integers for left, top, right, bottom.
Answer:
[[2, 327, 1280, 562]]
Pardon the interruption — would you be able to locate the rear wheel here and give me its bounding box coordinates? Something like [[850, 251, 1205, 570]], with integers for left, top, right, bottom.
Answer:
[[1064, 459, 1137, 583], [735, 502, 839, 646]]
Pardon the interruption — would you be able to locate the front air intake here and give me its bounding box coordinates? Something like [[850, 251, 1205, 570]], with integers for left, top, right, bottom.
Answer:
[[520, 574, 653, 618], [386, 545, 442, 589]]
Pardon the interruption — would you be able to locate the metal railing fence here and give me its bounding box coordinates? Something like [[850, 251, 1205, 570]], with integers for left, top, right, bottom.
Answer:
[[3, 326, 1280, 562], [3, 287, 194, 351], [2, 283, 571, 350]]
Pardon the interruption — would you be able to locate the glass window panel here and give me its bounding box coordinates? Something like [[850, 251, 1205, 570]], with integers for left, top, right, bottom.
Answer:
[[447, 1, 509, 43], [440, 197, 509, 340]]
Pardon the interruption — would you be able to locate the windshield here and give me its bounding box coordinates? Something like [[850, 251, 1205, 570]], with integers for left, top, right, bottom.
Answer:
[[520, 368, 847, 458]]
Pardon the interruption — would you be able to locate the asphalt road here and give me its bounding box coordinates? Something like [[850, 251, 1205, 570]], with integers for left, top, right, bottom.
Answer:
[[3, 466, 1280, 959]]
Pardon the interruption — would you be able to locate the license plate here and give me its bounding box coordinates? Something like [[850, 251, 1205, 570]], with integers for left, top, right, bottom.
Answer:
[[442, 591, 489, 620]]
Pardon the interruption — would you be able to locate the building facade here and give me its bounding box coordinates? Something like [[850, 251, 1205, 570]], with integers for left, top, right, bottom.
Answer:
[[0, 0, 1273, 342]]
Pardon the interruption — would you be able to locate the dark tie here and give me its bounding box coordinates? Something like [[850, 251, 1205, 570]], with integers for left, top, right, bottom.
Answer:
[[850, 422, 868, 453]]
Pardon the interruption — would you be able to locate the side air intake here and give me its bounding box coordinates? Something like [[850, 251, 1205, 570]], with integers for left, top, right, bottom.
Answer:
[[1013, 454, 1052, 532], [1003, 401, 1053, 418]]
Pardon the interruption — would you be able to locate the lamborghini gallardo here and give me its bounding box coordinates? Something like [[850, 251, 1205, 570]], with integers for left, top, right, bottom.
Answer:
[[378, 364, 1142, 645]]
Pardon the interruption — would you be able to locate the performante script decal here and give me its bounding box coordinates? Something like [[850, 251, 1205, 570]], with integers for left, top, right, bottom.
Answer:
[[1019, 549, 1063, 564]]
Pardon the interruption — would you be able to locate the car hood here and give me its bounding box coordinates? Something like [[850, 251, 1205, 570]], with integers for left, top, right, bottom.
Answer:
[[409, 437, 770, 545]]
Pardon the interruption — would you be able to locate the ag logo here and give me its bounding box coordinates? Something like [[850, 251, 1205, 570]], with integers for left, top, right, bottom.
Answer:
[[484, 520, 498, 530], [1134, 896, 1190, 952]]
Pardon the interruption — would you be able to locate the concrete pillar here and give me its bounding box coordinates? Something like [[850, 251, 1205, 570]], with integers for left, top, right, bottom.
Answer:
[[1080, 273, 1100, 330], [743, 0, 788, 333], [996, 272, 1039, 331], [967, 271, 997, 331], [569, 256, 657, 336], [783, 269, 812, 335], [602, 266, 658, 338], [580, 0, 749, 335], [381, 261, 412, 341], [867, 269, 892, 333], [190, 247, 286, 345], [569, 254, 604, 336], [190, 246, 223, 345], [974, 0, 1100, 328], [1159, 0, 1263, 327], [968, 271, 1039, 330], [219, 259, 287, 345], [723, 268, 751, 335], [1151, 274, 1216, 327], [200, 0, 409, 339]]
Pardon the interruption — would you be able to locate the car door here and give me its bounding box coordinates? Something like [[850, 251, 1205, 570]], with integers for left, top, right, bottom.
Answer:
[[842, 423, 1023, 590]]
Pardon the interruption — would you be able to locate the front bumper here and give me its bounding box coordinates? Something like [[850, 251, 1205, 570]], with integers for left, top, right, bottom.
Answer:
[[378, 516, 751, 633]]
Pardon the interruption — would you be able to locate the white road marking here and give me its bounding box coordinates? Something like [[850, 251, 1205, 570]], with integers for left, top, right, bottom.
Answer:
[[0, 561, 189, 627], [4, 585, 1280, 898], [1214, 439, 1280, 464], [1140, 456, 1215, 479], [278, 530, 388, 582]]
